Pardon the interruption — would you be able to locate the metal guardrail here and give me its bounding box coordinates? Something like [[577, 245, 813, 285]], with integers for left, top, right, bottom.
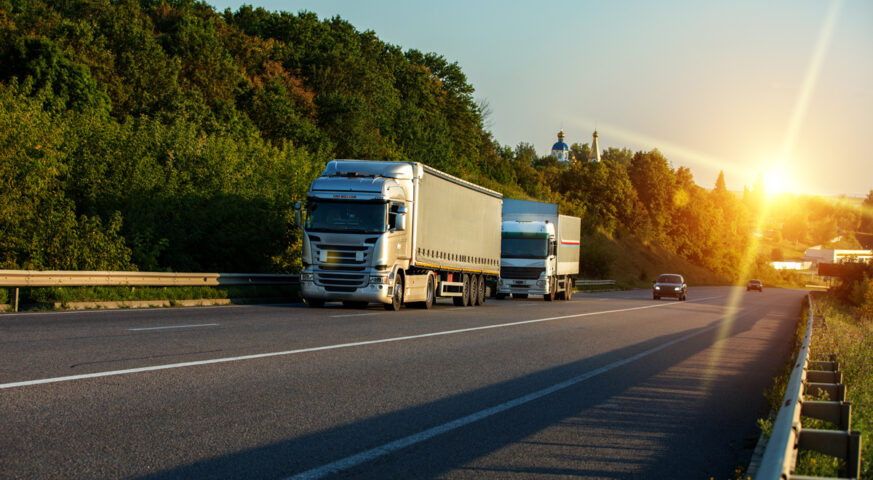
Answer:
[[0, 270, 299, 312], [575, 279, 616, 286], [754, 294, 862, 479]]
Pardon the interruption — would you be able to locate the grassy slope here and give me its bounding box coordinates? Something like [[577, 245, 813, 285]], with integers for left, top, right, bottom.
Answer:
[[583, 231, 731, 288]]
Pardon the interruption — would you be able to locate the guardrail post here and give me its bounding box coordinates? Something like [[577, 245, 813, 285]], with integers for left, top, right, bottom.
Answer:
[[797, 429, 862, 478], [805, 382, 847, 402], [801, 401, 852, 430], [13, 287, 19, 313]]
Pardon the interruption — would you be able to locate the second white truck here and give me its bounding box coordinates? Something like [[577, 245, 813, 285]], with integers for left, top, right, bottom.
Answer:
[[497, 199, 581, 301]]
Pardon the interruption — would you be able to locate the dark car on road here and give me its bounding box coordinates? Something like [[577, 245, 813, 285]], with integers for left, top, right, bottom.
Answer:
[[747, 279, 763, 292], [653, 273, 687, 301]]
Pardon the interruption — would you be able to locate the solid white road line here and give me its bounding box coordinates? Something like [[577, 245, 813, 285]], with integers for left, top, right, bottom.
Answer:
[[128, 323, 219, 331], [289, 308, 739, 479], [330, 313, 379, 318], [0, 295, 723, 390]]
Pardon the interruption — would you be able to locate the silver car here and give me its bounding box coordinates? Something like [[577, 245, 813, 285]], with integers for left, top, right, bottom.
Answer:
[[653, 274, 687, 301]]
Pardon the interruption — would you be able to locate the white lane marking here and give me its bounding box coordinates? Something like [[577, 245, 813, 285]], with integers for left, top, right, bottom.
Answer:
[[289, 310, 734, 479], [330, 313, 379, 318], [128, 323, 219, 331], [0, 295, 723, 390]]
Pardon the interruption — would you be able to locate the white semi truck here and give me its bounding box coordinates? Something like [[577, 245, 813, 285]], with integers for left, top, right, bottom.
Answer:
[[497, 199, 581, 301], [296, 160, 502, 310]]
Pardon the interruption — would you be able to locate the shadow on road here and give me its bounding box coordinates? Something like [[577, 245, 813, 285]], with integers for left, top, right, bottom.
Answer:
[[135, 292, 801, 480]]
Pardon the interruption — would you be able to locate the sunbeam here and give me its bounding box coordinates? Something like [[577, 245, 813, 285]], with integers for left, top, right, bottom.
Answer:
[[701, 0, 844, 389]]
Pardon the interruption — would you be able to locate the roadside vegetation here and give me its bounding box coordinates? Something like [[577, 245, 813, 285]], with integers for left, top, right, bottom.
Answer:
[[759, 266, 873, 478], [3, 0, 870, 289]]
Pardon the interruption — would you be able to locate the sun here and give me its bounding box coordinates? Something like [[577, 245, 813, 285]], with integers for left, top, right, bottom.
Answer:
[[762, 168, 791, 196]]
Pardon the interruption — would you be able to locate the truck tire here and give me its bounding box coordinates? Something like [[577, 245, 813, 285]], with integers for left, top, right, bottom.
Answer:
[[384, 276, 403, 311], [544, 278, 556, 302], [414, 275, 435, 309], [564, 276, 572, 301], [476, 274, 485, 305], [466, 274, 476, 306]]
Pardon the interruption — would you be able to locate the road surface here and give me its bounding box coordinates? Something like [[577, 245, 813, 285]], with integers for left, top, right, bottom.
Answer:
[[0, 286, 804, 479]]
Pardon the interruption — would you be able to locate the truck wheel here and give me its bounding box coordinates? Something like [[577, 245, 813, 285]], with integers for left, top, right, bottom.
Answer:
[[384, 276, 403, 311], [476, 274, 486, 305], [305, 298, 324, 308], [564, 277, 573, 300], [415, 275, 435, 309], [544, 279, 556, 302], [467, 274, 476, 306]]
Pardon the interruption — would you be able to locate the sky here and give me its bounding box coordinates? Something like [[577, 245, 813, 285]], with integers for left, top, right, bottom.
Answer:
[[207, 0, 873, 197]]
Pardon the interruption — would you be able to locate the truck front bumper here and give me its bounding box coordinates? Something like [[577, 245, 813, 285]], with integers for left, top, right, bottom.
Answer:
[[497, 279, 548, 295], [300, 281, 394, 304]]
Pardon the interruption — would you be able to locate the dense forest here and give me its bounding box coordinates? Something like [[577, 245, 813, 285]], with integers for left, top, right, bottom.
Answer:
[[1, 0, 871, 280]]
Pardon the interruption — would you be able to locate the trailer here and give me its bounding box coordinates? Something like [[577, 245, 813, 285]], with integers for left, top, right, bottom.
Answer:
[[296, 160, 502, 310], [497, 199, 581, 301]]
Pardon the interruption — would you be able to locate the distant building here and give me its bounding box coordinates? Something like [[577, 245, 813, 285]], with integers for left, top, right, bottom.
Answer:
[[804, 248, 873, 265], [588, 129, 601, 163], [771, 260, 813, 271], [550, 130, 571, 162]]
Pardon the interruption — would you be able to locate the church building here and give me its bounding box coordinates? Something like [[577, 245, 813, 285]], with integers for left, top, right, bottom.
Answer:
[[550, 130, 571, 162], [588, 129, 601, 163]]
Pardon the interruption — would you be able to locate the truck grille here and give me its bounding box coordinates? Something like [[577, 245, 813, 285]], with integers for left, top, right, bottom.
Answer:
[[314, 243, 370, 289], [500, 266, 544, 280]]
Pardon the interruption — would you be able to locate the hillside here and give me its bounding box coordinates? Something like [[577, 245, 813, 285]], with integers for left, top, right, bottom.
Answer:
[[1, 1, 870, 283]]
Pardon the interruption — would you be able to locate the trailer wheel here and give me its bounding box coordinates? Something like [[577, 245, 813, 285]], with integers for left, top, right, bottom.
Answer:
[[467, 274, 476, 306], [564, 276, 573, 300], [384, 275, 403, 311], [476, 274, 486, 305]]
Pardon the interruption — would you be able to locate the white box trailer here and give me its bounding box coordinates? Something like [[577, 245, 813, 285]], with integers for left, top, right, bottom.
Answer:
[[297, 160, 502, 310], [498, 199, 580, 301]]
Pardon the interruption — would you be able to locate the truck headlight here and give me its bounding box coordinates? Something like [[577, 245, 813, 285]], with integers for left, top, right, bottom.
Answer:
[[654, 286, 660, 290], [300, 273, 314, 282], [369, 275, 388, 284], [674, 287, 681, 291], [536, 280, 545, 287]]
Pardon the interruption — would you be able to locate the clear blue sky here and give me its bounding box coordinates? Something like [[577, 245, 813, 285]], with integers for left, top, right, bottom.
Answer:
[[207, 0, 873, 197]]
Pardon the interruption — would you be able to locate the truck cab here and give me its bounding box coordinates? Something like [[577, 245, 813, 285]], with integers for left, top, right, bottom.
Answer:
[[298, 161, 414, 308], [497, 220, 557, 298]]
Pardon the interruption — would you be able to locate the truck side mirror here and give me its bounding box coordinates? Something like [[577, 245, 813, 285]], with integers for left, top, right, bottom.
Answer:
[[395, 213, 406, 231], [293, 202, 303, 227]]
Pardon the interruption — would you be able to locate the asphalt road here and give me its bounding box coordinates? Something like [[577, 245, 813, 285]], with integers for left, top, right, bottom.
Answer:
[[0, 286, 805, 479]]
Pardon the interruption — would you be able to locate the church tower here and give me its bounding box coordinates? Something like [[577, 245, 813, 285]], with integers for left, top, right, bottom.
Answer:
[[587, 129, 601, 163], [551, 129, 570, 162]]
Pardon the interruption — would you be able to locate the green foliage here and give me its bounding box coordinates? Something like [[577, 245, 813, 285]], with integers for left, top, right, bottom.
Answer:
[[0, 0, 864, 282]]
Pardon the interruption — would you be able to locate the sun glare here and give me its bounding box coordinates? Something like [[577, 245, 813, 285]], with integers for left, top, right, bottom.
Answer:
[[763, 168, 789, 195]]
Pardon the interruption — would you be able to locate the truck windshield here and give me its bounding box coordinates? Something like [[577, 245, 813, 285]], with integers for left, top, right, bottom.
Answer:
[[305, 199, 387, 233], [501, 235, 548, 258]]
